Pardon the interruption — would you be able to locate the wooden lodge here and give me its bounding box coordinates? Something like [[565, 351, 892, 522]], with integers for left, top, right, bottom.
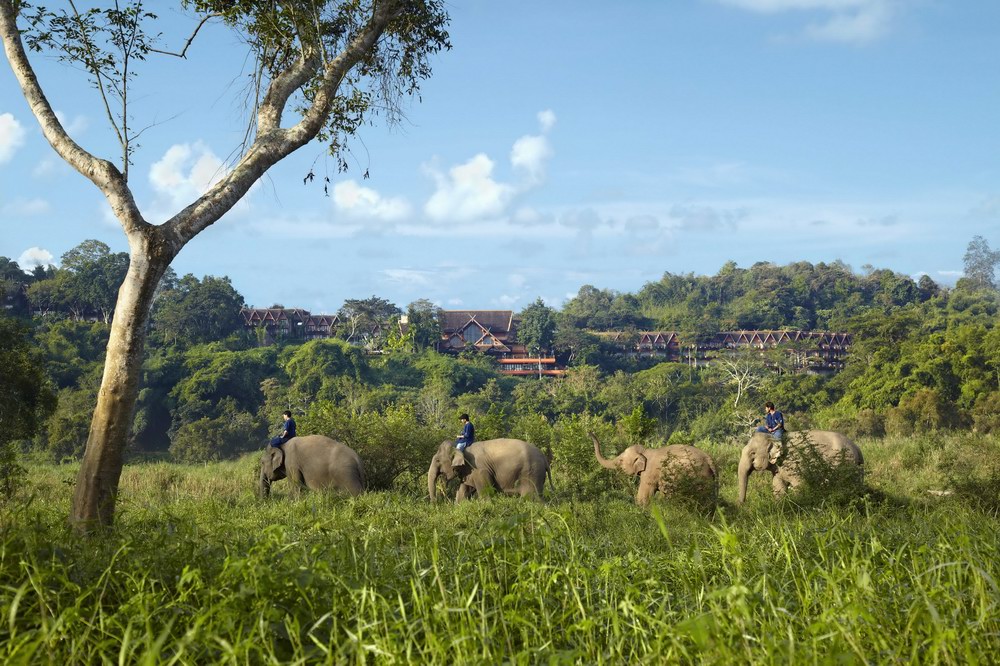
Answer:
[[438, 310, 566, 376], [241, 307, 340, 342], [600, 329, 852, 370]]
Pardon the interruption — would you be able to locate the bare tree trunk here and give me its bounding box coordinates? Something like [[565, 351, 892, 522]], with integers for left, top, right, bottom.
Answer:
[[70, 233, 173, 528]]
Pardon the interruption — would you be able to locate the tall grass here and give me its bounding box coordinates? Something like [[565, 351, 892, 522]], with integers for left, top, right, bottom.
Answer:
[[1, 435, 998, 663]]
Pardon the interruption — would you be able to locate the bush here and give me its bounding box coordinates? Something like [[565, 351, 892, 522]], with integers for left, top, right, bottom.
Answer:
[[302, 402, 444, 493], [551, 414, 627, 500], [169, 407, 263, 463], [788, 433, 867, 508]]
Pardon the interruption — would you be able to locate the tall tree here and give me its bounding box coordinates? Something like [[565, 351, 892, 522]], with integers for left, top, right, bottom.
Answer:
[[151, 274, 245, 345], [1, 0, 450, 529], [962, 235, 1000, 290], [405, 298, 443, 351], [518, 297, 556, 354]]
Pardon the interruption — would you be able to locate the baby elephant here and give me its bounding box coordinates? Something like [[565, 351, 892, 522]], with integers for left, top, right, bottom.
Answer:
[[592, 433, 718, 506], [259, 435, 365, 498]]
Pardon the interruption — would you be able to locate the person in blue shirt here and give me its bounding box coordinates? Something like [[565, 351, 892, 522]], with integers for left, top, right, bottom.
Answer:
[[269, 410, 297, 447], [455, 413, 475, 451], [755, 402, 784, 439]]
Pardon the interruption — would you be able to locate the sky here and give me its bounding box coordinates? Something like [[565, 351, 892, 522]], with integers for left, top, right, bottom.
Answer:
[[1, 0, 999, 314]]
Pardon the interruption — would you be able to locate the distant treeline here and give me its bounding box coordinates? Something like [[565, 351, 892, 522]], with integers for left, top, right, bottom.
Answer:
[[2, 236, 999, 471]]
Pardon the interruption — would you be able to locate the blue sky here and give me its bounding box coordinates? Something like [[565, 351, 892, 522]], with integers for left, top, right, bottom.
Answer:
[[2, 0, 998, 314]]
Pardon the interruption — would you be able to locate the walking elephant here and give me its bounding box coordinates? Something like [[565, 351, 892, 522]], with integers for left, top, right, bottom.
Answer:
[[592, 433, 718, 506], [427, 439, 551, 503], [259, 435, 365, 498], [737, 430, 864, 504]]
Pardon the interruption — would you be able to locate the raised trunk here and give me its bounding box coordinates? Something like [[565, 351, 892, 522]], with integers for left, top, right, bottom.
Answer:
[[591, 433, 618, 470], [70, 237, 172, 530], [737, 452, 753, 505], [427, 460, 439, 502]]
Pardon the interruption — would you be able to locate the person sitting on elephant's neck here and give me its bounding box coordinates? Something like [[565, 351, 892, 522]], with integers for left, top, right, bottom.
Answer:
[[455, 414, 475, 452], [756, 402, 784, 439], [269, 410, 297, 448]]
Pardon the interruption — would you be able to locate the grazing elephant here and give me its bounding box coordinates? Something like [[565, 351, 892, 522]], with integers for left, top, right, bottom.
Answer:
[[427, 439, 551, 503], [259, 435, 365, 498], [737, 430, 864, 504], [592, 433, 718, 506]]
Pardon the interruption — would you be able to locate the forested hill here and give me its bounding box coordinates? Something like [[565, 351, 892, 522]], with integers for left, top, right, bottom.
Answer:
[[2, 236, 999, 471], [559, 259, 937, 333]]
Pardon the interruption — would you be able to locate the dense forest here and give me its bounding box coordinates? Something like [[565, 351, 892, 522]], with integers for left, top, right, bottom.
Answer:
[[2, 236, 999, 489]]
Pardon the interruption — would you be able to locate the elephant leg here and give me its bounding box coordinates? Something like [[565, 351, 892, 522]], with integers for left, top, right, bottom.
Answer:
[[636, 475, 657, 507], [455, 483, 473, 503], [518, 476, 540, 499], [771, 473, 788, 498]]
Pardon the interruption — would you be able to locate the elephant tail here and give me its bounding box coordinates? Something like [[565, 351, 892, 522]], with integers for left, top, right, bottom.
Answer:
[[545, 442, 555, 491]]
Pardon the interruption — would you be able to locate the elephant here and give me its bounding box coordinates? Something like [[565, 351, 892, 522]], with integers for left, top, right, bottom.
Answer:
[[737, 430, 864, 504], [592, 433, 718, 506], [427, 438, 551, 503], [259, 435, 365, 498]]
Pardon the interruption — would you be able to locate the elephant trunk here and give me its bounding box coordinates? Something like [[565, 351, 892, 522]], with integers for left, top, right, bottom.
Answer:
[[259, 470, 271, 498], [737, 449, 752, 505], [428, 460, 440, 502], [591, 432, 617, 470]]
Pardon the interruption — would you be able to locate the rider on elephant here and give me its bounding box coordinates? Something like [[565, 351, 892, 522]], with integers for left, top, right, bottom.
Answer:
[[455, 413, 475, 452], [756, 402, 785, 440], [269, 410, 297, 448]]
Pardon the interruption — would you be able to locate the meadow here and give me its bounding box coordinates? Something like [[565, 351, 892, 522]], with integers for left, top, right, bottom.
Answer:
[[1, 434, 998, 664]]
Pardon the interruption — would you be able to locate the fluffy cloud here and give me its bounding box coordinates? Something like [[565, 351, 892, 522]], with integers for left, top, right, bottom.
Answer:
[[424, 153, 516, 222], [0, 113, 26, 164], [17, 247, 55, 268], [148, 141, 228, 220], [424, 110, 557, 223], [716, 0, 895, 44], [1, 198, 51, 216], [333, 180, 411, 222]]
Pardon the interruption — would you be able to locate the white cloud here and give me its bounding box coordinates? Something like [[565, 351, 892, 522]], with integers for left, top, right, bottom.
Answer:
[[495, 294, 520, 307], [1, 198, 51, 216], [0, 113, 26, 164], [538, 109, 557, 132], [383, 268, 433, 286], [147, 141, 228, 221], [508, 273, 527, 289], [669, 203, 747, 230], [510, 134, 552, 182], [424, 153, 516, 222], [333, 180, 411, 222], [33, 159, 58, 178], [715, 0, 896, 44], [17, 247, 55, 268], [424, 110, 557, 223], [55, 110, 89, 135]]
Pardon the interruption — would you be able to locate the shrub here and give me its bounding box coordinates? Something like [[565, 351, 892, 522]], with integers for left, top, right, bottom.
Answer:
[[169, 407, 263, 463], [302, 402, 444, 492]]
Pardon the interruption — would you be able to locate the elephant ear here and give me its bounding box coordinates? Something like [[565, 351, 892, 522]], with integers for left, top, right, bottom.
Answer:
[[270, 447, 285, 470], [451, 450, 467, 469], [767, 441, 784, 465], [630, 451, 647, 475]]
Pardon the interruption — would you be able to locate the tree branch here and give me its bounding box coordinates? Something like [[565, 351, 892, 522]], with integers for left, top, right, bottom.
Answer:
[[147, 12, 219, 59], [0, 0, 147, 236], [163, 0, 400, 245]]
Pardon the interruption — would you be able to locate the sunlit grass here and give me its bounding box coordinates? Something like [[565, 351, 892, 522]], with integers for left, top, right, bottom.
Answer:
[[1, 435, 998, 663]]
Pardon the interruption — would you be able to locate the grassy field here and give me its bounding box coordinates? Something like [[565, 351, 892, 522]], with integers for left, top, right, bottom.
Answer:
[[1, 434, 998, 664]]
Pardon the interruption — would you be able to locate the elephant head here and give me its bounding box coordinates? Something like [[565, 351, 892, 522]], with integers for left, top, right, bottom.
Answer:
[[259, 446, 286, 498], [592, 433, 647, 476], [427, 440, 469, 501], [737, 432, 781, 504]]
